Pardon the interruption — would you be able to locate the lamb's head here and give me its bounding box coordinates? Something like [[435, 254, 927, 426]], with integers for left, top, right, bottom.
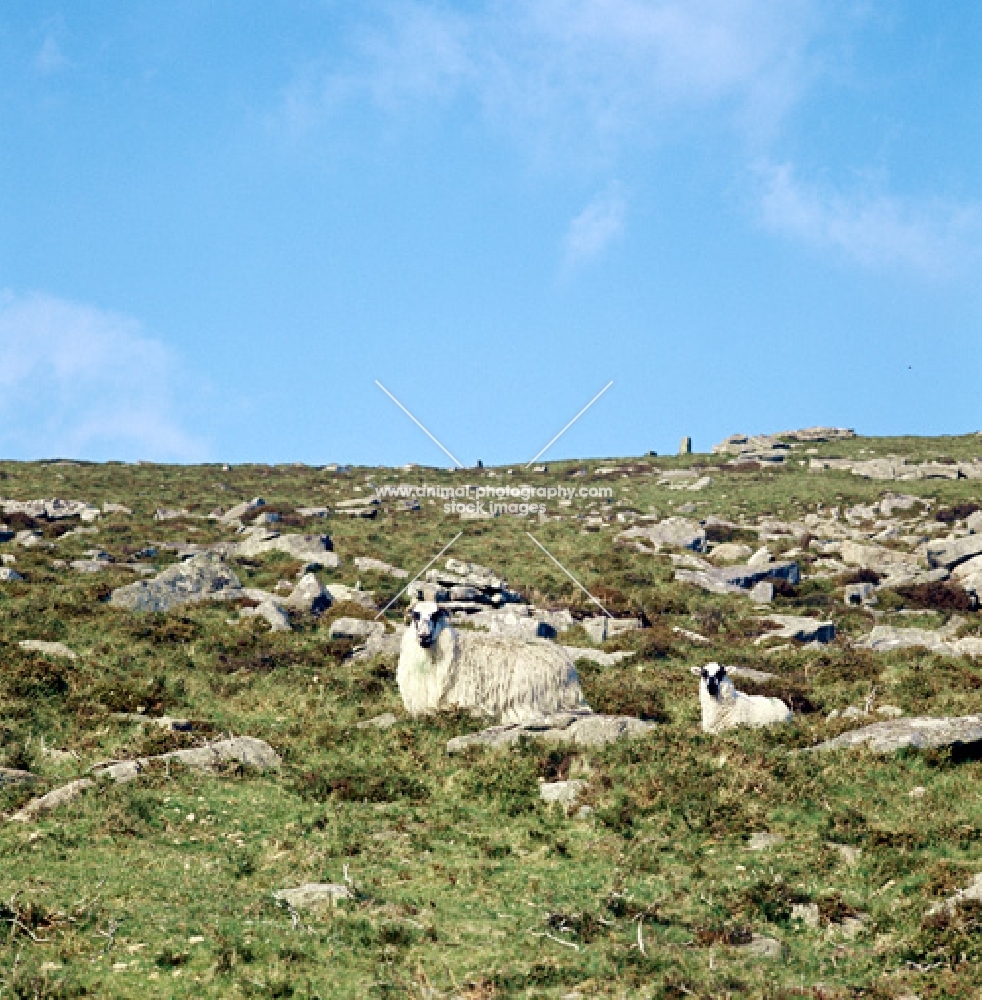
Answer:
[[700, 662, 728, 700], [407, 601, 449, 650]]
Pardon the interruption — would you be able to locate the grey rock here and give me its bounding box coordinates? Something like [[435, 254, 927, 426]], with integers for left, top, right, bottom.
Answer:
[[679, 436, 692, 455], [154, 508, 190, 521], [923, 533, 982, 571], [18, 640, 77, 659], [329, 617, 385, 641], [284, 573, 331, 615], [747, 831, 784, 851], [791, 903, 821, 929], [296, 506, 330, 518], [109, 552, 242, 613], [446, 711, 656, 753], [710, 542, 753, 563], [675, 560, 800, 598], [0, 567, 24, 582], [756, 615, 835, 644], [353, 556, 409, 579], [829, 843, 862, 865], [240, 600, 291, 632], [927, 873, 982, 917], [221, 497, 265, 522], [273, 883, 351, 911], [352, 627, 404, 661], [619, 517, 706, 552], [91, 736, 280, 784], [9, 778, 95, 821], [840, 540, 922, 575], [326, 584, 376, 609], [750, 581, 774, 603], [15, 530, 42, 547], [563, 647, 636, 667], [857, 625, 982, 657], [102, 503, 132, 514], [737, 934, 783, 960], [0, 767, 38, 786], [231, 527, 340, 568], [844, 582, 877, 606], [810, 715, 982, 754], [539, 778, 588, 810], [356, 713, 398, 730]]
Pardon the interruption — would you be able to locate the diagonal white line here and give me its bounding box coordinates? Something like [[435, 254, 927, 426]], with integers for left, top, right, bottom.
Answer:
[[525, 380, 613, 468], [374, 532, 464, 620], [375, 380, 465, 469], [525, 531, 612, 618]]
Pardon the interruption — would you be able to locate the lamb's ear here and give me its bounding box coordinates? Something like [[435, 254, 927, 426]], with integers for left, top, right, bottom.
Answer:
[[690, 665, 703, 677]]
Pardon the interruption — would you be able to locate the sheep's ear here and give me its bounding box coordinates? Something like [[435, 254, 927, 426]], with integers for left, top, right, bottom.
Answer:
[[700, 666, 708, 679]]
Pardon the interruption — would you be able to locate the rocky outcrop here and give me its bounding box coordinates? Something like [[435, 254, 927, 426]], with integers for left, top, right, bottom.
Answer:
[[229, 526, 340, 567], [109, 552, 243, 612], [857, 624, 982, 657]]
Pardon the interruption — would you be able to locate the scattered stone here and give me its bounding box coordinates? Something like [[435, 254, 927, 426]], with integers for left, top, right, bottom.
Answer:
[[857, 625, 982, 657], [283, 573, 331, 615], [927, 873, 982, 917], [679, 436, 692, 455], [0, 767, 38, 785], [539, 779, 588, 812], [618, 517, 707, 552], [672, 626, 711, 644], [755, 615, 835, 645], [674, 560, 800, 599], [9, 778, 96, 821], [221, 497, 265, 522], [562, 647, 637, 667], [810, 715, 982, 754], [844, 582, 877, 607], [18, 640, 77, 660], [102, 503, 132, 514], [326, 584, 376, 609], [273, 884, 351, 911], [14, 530, 41, 547], [749, 581, 774, 603], [239, 600, 291, 632], [353, 556, 409, 579], [90, 736, 280, 784], [0, 567, 24, 582], [923, 533, 982, 571], [329, 618, 385, 641], [110, 552, 243, 613], [446, 711, 656, 753], [909, 785, 926, 799], [876, 705, 903, 718], [829, 843, 862, 865], [230, 526, 340, 567], [356, 713, 398, 730], [736, 934, 783, 960], [296, 506, 330, 518], [113, 714, 192, 732], [791, 903, 820, 928], [747, 831, 784, 851], [710, 543, 753, 564], [156, 508, 193, 521]]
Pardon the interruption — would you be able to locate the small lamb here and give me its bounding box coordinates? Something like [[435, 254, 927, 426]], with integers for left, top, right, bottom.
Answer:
[[696, 662, 791, 734], [397, 601, 588, 724]]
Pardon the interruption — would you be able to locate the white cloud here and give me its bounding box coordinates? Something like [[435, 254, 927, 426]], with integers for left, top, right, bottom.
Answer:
[[35, 35, 69, 75], [757, 163, 982, 277], [563, 189, 626, 266], [280, 0, 818, 157], [0, 291, 207, 461]]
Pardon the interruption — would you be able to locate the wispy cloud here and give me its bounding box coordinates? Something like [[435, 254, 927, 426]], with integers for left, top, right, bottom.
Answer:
[[0, 291, 207, 461], [563, 189, 626, 267], [757, 163, 982, 278], [35, 34, 69, 75], [279, 0, 818, 157]]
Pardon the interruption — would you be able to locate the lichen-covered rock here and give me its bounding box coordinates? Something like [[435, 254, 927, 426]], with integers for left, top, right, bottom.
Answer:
[[810, 715, 982, 754], [284, 573, 331, 615], [273, 884, 351, 910], [18, 640, 77, 659], [109, 552, 242, 612], [446, 711, 656, 753]]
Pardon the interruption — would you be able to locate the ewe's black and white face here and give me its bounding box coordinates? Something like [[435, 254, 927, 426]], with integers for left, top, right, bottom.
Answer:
[[409, 601, 448, 649], [700, 663, 727, 699]]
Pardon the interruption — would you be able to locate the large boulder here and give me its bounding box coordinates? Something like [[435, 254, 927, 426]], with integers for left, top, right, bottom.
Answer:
[[839, 541, 922, 576], [922, 533, 982, 571], [810, 716, 982, 754], [109, 552, 242, 612]]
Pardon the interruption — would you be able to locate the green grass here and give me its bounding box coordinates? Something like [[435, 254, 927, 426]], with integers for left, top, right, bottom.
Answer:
[[0, 437, 981, 996]]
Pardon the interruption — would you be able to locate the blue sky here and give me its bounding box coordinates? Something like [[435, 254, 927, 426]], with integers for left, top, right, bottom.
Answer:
[[1, 1, 980, 466]]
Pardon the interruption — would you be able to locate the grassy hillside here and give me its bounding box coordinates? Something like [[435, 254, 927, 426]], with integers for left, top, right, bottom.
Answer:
[[2, 435, 982, 998]]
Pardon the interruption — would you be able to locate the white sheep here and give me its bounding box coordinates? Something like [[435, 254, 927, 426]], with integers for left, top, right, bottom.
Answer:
[[397, 601, 588, 724], [694, 662, 791, 734]]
